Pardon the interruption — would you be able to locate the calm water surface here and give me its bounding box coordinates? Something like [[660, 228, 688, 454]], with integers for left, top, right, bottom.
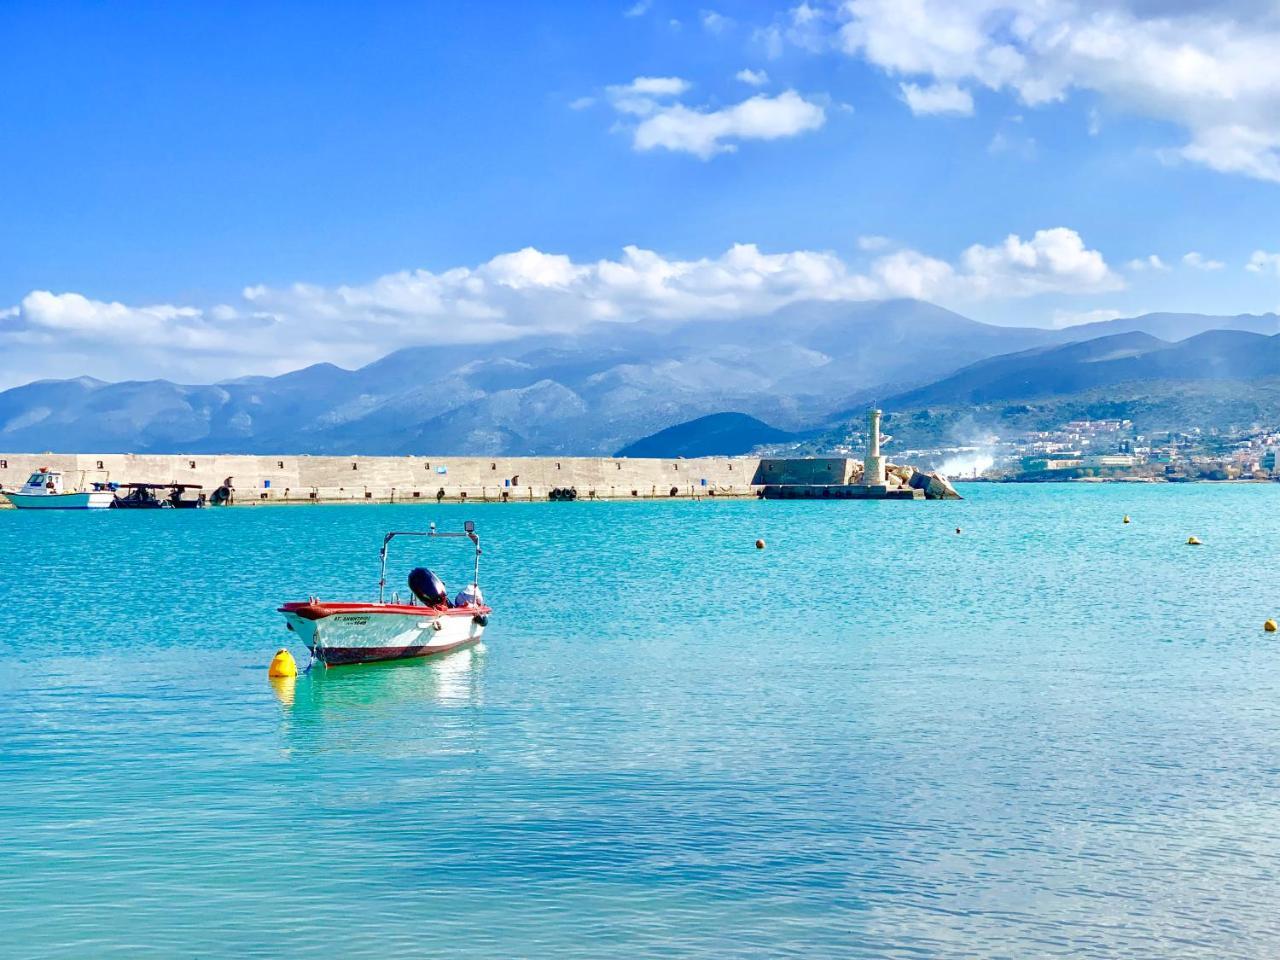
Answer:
[[3, 484, 1280, 958]]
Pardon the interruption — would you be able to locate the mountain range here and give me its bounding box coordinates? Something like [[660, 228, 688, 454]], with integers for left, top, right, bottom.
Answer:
[[887, 329, 1280, 408], [2, 302, 1278, 455], [615, 412, 804, 458]]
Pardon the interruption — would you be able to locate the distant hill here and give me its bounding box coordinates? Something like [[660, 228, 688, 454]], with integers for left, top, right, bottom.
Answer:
[[886, 330, 1278, 408], [864, 379, 1280, 455], [803, 327, 1280, 453], [616, 412, 800, 458], [1056, 311, 1280, 344]]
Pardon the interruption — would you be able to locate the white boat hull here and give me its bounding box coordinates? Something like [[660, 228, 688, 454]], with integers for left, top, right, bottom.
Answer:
[[279, 602, 488, 666], [1, 490, 116, 510]]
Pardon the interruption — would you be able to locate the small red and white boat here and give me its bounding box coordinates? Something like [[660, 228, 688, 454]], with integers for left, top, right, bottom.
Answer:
[[278, 521, 491, 667]]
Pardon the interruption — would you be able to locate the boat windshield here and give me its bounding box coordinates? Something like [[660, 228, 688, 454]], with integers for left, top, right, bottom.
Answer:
[[26, 473, 50, 486]]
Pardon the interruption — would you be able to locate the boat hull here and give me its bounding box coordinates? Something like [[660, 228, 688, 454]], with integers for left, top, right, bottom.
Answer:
[[278, 602, 489, 666], [1, 490, 116, 510]]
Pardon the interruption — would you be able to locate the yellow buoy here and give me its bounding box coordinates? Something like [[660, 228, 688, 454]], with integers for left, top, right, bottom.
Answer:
[[1265, 619, 1277, 633], [755, 538, 765, 550], [268, 648, 298, 678], [1186, 536, 1202, 546], [1123, 515, 1130, 524]]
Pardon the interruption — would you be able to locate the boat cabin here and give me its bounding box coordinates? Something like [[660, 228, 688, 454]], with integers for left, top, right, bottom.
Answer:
[[23, 469, 64, 495]]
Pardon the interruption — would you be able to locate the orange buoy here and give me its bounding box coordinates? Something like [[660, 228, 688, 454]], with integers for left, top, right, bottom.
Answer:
[[1265, 619, 1277, 633]]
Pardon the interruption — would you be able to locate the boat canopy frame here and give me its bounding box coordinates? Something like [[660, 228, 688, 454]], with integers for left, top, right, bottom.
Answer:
[[119, 482, 205, 490], [378, 521, 481, 604]]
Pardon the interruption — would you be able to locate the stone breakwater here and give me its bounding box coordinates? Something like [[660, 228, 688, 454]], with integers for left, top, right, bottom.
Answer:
[[0, 453, 759, 505], [755, 457, 961, 500], [0, 453, 960, 506]]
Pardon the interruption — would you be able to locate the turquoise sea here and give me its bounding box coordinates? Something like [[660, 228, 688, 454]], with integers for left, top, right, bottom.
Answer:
[[3, 484, 1280, 958]]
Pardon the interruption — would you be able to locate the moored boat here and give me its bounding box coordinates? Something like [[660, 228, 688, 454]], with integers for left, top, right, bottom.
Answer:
[[278, 521, 491, 667], [0, 468, 115, 509], [111, 483, 206, 509]]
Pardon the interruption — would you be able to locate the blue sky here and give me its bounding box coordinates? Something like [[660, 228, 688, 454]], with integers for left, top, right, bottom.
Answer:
[[3, 0, 1280, 385]]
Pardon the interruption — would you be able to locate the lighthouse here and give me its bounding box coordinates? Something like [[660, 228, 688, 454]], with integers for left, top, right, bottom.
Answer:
[[864, 407, 886, 486]]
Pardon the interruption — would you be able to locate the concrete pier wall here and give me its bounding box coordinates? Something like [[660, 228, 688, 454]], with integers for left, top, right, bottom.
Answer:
[[754, 458, 861, 485], [0, 453, 764, 504]]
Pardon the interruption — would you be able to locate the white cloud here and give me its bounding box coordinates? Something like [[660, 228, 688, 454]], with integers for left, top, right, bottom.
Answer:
[[900, 81, 974, 116], [1180, 125, 1280, 182], [831, 0, 1280, 182], [605, 79, 827, 158], [700, 9, 731, 33], [17, 290, 196, 334], [0, 229, 1124, 384], [754, 24, 786, 59], [736, 68, 769, 87], [1051, 307, 1125, 328], [1127, 254, 1170, 272], [624, 0, 652, 17], [791, 3, 821, 26], [633, 91, 826, 158], [871, 249, 955, 300], [608, 76, 690, 100], [568, 96, 596, 111], [1182, 251, 1224, 271], [0, 291, 278, 384], [951, 227, 1122, 299], [753, 2, 832, 56], [604, 76, 693, 118], [857, 234, 892, 251], [1247, 251, 1280, 275], [987, 129, 1037, 160], [485, 248, 588, 290]]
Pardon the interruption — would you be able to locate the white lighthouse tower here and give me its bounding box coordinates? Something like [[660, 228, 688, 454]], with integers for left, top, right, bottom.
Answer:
[[864, 407, 886, 486]]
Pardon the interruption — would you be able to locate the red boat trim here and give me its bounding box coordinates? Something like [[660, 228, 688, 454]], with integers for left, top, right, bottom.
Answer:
[[315, 634, 481, 666], [278, 601, 492, 620]]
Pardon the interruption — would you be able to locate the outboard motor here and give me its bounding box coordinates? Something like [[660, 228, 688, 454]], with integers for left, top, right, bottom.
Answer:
[[408, 567, 449, 607]]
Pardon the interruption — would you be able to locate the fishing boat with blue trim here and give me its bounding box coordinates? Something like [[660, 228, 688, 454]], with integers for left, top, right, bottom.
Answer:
[[0, 468, 115, 509]]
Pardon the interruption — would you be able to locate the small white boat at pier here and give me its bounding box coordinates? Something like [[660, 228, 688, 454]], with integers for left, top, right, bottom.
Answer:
[[0, 468, 115, 509]]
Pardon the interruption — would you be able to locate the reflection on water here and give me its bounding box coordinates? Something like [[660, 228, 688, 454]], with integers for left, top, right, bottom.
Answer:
[[278, 644, 487, 727], [268, 674, 296, 707]]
